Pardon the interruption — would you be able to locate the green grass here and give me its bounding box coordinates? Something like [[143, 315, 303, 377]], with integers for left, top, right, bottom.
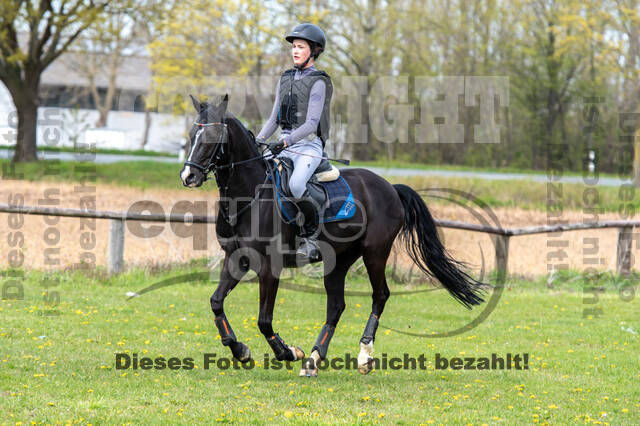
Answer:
[[381, 174, 640, 212], [0, 145, 177, 158], [349, 159, 627, 179], [0, 159, 189, 191], [2, 157, 639, 211], [1, 262, 639, 424]]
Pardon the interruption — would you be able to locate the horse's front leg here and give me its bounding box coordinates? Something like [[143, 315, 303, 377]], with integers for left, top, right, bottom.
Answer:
[[210, 254, 251, 363], [258, 261, 305, 362], [299, 251, 360, 377]]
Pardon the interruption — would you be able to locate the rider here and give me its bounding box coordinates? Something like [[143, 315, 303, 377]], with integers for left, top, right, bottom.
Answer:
[[256, 23, 333, 262]]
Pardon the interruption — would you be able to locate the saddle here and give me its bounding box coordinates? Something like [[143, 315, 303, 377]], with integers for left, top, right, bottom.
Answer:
[[312, 153, 341, 182], [271, 154, 356, 225], [273, 152, 340, 208]]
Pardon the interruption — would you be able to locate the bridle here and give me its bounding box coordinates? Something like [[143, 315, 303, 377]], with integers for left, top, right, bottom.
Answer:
[[182, 120, 229, 180], [183, 117, 271, 181]]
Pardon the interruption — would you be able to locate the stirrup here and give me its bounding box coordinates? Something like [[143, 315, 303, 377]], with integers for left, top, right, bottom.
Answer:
[[296, 237, 321, 262]]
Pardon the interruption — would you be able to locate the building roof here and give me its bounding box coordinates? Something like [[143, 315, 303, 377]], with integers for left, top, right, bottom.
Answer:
[[41, 52, 152, 92], [17, 31, 151, 92]]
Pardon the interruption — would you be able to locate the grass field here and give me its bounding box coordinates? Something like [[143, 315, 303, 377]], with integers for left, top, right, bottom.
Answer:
[[1, 158, 638, 212], [0, 146, 177, 158], [1, 262, 639, 424]]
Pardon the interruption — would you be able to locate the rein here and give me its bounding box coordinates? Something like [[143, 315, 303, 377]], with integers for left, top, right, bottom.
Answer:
[[217, 172, 271, 226], [184, 117, 274, 226]]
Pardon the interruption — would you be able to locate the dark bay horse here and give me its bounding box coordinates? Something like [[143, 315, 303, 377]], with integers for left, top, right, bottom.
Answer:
[[180, 95, 484, 376]]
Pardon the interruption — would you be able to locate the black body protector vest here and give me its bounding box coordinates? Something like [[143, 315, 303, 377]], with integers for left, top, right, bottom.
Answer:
[[276, 68, 333, 147]]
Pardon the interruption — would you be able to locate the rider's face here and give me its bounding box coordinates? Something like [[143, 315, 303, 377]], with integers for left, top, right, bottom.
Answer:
[[292, 39, 313, 68]]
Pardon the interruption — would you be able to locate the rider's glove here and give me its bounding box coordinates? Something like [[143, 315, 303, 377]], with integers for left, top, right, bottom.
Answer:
[[268, 135, 288, 155]]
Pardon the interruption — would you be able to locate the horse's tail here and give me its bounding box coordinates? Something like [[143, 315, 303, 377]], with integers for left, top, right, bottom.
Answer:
[[393, 184, 485, 308]]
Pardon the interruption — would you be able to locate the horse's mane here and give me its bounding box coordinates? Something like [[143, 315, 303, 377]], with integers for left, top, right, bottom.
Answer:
[[227, 113, 259, 155]]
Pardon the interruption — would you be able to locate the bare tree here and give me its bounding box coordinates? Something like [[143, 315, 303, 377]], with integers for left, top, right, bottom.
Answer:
[[0, 0, 108, 161]]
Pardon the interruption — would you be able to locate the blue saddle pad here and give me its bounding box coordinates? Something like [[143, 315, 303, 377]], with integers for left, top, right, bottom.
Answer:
[[274, 170, 356, 224]]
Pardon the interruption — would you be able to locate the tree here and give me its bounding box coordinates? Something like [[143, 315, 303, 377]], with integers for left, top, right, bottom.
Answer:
[[147, 0, 227, 120], [319, 0, 401, 161], [610, 0, 640, 184], [70, 0, 161, 128], [0, 0, 108, 162], [147, 0, 283, 146], [500, 0, 588, 169]]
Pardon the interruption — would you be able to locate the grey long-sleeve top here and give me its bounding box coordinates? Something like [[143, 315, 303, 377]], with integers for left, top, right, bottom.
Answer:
[[256, 65, 326, 146]]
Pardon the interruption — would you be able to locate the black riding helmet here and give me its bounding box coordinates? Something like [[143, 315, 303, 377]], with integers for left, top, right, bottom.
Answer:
[[285, 23, 326, 69]]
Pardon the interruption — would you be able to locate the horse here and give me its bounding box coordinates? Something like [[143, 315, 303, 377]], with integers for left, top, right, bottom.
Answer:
[[180, 94, 485, 376]]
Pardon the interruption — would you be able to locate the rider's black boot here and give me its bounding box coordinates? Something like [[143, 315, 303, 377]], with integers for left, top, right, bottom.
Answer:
[[295, 190, 321, 263]]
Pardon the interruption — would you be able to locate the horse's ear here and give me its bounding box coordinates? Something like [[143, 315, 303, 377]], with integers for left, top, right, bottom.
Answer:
[[189, 94, 201, 112], [223, 94, 229, 102], [221, 94, 229, 110]]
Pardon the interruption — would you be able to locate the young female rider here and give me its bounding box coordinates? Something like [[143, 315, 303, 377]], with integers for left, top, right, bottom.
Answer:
[[256, 23, 333, 263]]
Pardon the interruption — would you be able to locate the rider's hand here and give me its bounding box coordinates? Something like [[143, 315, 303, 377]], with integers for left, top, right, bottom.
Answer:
[[268, 136, 288, 155], [267, 140, 285, 155]]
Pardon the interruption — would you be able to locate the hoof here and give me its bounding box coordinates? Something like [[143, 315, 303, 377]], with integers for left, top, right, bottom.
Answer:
[[290, 346, 305, 361], [358, 357, 374, 375], [300, 367, 318, 377], [231, 342, 252, 363], [299, 358, 318, 377]]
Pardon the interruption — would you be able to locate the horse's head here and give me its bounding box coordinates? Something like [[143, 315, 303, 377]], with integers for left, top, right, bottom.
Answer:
[[180, 94, 229, 187]]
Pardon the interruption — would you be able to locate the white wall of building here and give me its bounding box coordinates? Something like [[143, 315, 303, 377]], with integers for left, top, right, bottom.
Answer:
[[0, 83, 186, 154]]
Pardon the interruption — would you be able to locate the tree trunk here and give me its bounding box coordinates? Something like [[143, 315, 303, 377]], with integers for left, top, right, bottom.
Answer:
[[95, 108, 109, 128], [12, 79, 40, 162], [141, 108, 152, 149], [14, 100, 39, 162]]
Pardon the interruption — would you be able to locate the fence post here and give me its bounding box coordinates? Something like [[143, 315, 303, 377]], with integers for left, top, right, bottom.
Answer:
[[493, 234, 510, 283], [108, 219, 125, 274], [616, 226, 633, 276]]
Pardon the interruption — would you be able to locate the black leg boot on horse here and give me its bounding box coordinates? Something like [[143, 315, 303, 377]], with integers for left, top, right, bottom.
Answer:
[[294, 189, 322, 263]]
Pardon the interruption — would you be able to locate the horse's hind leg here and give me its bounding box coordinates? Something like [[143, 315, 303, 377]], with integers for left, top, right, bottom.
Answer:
[[358, 244, 393, 374], [210, 255, 251, 363], [300, 251, 360, 377]]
